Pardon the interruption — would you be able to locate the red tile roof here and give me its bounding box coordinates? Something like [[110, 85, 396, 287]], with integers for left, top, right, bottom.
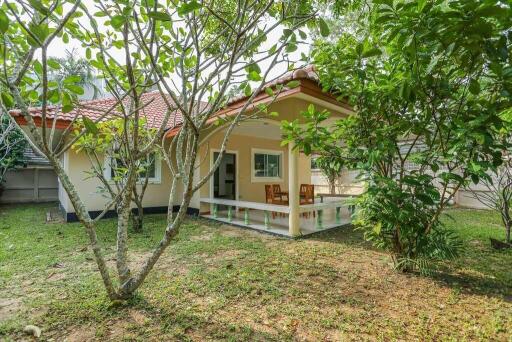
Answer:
[[226, 65, 318, 105], [9, 91, 193, 129], [10, 66, 323, 130]]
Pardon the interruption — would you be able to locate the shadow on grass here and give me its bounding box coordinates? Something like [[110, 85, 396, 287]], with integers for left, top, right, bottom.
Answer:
[[305, 223, 512, 301], [303, 224, 380, 252], [428, 270, 512, 299], [37, 289, 288, 341], [134, 296, 288, 341]]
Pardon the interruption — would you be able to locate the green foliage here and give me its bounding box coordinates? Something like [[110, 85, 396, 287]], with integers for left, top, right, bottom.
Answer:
[[284, 0, 512, 272], [0, 113, 27, 185], [354, 177, 463, 274], [73, 117, 158, 183]]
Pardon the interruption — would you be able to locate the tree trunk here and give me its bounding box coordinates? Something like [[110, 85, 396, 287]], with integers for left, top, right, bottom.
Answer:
[[116, 171, 138, 287], [329, 181, 336, 195], [328, 175, 336, 195], [131, 201, 144, 233], [506, 222, 511, 244]]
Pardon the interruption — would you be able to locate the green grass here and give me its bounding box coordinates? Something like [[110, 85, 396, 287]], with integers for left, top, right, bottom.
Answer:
[[0, 203, 511, 341]]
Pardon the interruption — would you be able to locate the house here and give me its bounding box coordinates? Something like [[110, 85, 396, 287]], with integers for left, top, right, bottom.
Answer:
[[10, 67, 355, 237]]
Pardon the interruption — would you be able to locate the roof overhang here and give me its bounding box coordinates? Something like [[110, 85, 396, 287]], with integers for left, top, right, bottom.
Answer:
[[165, 78, 353, 138]]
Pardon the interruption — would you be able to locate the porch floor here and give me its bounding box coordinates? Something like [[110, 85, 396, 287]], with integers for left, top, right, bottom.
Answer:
[[201, 206, 352, 237]]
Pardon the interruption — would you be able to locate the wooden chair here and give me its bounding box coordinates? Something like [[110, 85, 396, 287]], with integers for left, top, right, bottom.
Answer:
[[272, 184, 288, 203], [300, 184, 315, 218], [265, 184, 286, 219]]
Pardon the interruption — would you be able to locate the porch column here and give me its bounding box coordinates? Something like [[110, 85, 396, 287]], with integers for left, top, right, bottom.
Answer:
[[288, 142, 300, 237]]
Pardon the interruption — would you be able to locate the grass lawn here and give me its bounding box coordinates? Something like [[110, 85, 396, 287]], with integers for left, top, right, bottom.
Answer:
[[0, 203, 511, 341]]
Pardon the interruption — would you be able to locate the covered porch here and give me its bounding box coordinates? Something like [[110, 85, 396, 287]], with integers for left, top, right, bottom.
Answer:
[[196, 98, 353, 236], [193, 88, 355, 236]]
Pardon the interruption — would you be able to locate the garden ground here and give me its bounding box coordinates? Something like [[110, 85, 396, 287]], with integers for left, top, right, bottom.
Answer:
[[0, 203, 511, 341]]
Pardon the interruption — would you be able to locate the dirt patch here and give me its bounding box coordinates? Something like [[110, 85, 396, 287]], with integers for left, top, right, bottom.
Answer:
[[65, 324, 97, 342], [218, 224, 277, 241], [129, 309, 148, 325], [203, 249, 244, 264], [190, 231, 215, 241], [46, 271, 67, 282], [0, 297, 23, 322]]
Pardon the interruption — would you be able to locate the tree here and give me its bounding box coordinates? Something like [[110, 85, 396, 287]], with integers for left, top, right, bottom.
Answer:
[[72, 118, 157, 233], [0, 113, 26, 190], [314, 153, 343, 194], [49, 49, 102, 100], [470, 158, 512, 246], [1, 0, 324, 300], [284, 0, 512, 273]]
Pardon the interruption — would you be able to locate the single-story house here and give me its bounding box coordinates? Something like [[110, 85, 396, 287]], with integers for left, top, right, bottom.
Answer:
[[10, 67, 355, 237]]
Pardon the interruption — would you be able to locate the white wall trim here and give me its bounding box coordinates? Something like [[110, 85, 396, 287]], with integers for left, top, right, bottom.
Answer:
[[292, 92, 355, 116]]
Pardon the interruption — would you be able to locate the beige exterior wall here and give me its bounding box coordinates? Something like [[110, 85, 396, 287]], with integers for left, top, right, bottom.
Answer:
[[62, 149, 177, 213]]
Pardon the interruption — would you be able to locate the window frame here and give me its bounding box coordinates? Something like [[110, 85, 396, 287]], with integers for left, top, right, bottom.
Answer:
[[103, 152, 162, 184], [251, 148, 284, 183]]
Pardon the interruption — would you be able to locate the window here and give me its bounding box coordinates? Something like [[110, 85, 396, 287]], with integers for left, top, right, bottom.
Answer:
[[251, 149, 283, 182], [104, 152, 161, 184]]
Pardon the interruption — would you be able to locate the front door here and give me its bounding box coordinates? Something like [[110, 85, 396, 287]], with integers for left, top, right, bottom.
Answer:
[[213, 152, 236, 209]]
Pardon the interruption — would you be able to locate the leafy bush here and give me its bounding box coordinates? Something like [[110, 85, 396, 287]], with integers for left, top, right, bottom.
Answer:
[[354, 177, 462, 274]]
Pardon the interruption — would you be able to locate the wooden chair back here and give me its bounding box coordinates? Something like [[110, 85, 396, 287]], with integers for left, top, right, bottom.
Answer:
[[272, 184, 281, 196], [265, 184, 274, 203], [300, 184, 308, 195]]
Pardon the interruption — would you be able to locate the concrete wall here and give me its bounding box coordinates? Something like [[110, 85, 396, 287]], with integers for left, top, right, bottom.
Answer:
[[311, 169, 364, 196], [312, 167, 492, 209], [1, 167, 58, 203]]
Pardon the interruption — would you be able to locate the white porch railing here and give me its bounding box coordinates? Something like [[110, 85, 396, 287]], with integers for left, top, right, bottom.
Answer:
[[200, 197, 353, 232]]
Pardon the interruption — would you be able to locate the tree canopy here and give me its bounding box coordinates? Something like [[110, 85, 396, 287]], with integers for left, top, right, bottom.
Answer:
[[284, 0, 512, 272]]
